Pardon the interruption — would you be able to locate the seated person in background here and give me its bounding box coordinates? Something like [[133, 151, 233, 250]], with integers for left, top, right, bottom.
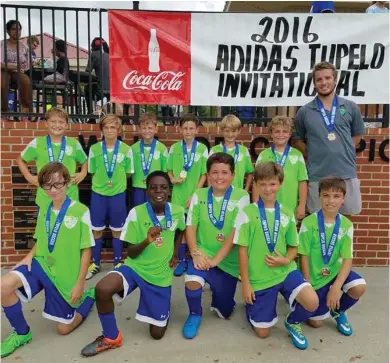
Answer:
[[29, 35, 39, 63], [44, 40, 70, 85], [85, 37, 110, 119]]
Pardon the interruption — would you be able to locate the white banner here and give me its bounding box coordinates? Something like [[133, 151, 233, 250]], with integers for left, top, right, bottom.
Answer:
[[191, 14, 389, 106]]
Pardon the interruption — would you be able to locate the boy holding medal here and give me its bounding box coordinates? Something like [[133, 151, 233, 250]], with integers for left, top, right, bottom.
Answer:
[[86, 115, 134, 280], [234, 161, 319, 350], [1, 162, 95, 358], [253, 116, 308, 220], [183, 153, 250, 339], [16, 107, 88, 208], [209, 114, 254, 191], [298, 177, 366, 335], [81, 171, 185, 357], [167, 114, 208, 277], [131, 112, 168, 208]]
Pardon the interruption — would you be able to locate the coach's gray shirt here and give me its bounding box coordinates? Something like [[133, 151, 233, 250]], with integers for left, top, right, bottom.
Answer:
[[293, 96, 365, 182]]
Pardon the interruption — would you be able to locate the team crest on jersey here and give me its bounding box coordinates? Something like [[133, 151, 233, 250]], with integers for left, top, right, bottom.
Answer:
[[64, 216, 78, 229], [289, 155, 298, 165], [237, 153, 243, 162], [65, 146, 73, 156], [194, 153, 201, 162], [280, 214, 289, 228], [338, 228, 346, 239], [169, 220, 178, 231], [227, 200, 237, 212], [117, 153, 124, 163], [153, 150, 161, 160]]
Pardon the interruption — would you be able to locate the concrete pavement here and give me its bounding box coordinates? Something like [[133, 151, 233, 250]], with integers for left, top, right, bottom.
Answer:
[[1, 266, 388, 363]]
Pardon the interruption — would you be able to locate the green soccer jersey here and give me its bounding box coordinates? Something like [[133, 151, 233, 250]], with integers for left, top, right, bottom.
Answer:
[[298, 212, 353, 290], [120, 203, 186, 287], [209, 144, 254, 189], [234, 203, 299, 291], [186, 187, 250, 278], [256, 146, 307, 213], [131, 140, 168, 189], [88, 141, 134, 196], [21, 136, 87, 208], [167, 141, 208, 211], [33, 200, 95, 307]]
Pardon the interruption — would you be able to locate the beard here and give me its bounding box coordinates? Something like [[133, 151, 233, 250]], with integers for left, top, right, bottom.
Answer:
[[316, 85, 336, 97]]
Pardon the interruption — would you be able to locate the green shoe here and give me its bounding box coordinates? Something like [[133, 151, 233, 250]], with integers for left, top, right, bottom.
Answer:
[[1, 330, 32, 358]]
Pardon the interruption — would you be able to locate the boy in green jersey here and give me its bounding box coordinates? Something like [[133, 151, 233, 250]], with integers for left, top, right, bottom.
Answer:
[[253, 116, 308, 219], [86, 115, 134, 279], [16, 107, 88, 208], [131, 112, 168, 208], [167, 114, 208, 277], [1, 162, 95, 358], [183, 152, 250, 339], [81, 171, 185, 357], [234, 161, 319, 350], [299, 177, 366, 336], [209, 114, 254, 191]]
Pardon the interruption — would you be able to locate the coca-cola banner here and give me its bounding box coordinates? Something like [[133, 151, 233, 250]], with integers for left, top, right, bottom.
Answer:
[[109, 11, 389, 106]]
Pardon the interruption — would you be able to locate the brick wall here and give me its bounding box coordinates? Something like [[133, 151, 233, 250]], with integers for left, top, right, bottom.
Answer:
[[1, 121, 389, 266]]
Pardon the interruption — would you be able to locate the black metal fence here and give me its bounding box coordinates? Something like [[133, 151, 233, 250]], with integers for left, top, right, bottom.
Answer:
[[1, 3, 388, 127]]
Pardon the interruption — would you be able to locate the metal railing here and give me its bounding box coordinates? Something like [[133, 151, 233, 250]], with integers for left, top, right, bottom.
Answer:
[[1, 3, 388, 127]]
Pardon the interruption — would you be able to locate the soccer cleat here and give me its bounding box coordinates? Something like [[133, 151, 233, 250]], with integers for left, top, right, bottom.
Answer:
[[182, 314, 202, 339], [80, 331, 123, 357], [1, 330, 32, 358], [113, 262, 122, 270], [174, 260, 188, 277], [86, 263, 101, 280], [330, 310, 353, 336], [284, 316, 308, 350]]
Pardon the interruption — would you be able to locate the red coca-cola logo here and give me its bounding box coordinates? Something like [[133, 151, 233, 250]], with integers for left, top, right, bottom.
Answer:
[[122, 70, 185, 91]]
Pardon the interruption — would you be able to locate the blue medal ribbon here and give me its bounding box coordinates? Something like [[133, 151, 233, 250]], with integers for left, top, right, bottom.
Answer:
[[207, 186, 233, 230], [271, 144, 290, 168], [222, 143, 239, 164], [316, 96, 338, 133], [46, 196, 72, 253], [46, 135, 66, 163], [140, 139, 157, 178], [317, 209, 341, 265], [146, 202, 172, 230], [182, 140, 198, 172], [258, 198, 281, 253], [102, 139, 120, 180]]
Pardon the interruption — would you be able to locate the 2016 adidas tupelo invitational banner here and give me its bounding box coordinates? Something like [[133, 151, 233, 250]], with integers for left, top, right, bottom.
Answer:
[[108, 11, 389, 106]]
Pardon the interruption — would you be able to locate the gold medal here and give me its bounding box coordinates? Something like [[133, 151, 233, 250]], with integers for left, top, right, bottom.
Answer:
[[155, 236, 164, 247], [180, 170, 187, 179], [216, 232, 225, 242], [321, 267, 330, 276], [47, 255, 54, 266], [327, 133, 336, 141], [107, 180, 113, 187]]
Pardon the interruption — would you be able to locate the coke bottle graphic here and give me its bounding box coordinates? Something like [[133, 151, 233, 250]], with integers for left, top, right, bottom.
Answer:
[[148, 28, 160, 73]]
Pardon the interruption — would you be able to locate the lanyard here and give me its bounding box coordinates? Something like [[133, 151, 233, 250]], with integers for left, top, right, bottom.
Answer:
[[102, 140, 120, 179], [182, 140, 198, 172], [271, 144, 290, 168], [140, 139, 157, 177], [317, 209, 341, 265], [146, 202, 172, 230], [47, 135, 66, 163], [207, 186, 233, 230], [258, 198, 281, 253], [316, 96, 337, 133], [222, 143, 239, 164]]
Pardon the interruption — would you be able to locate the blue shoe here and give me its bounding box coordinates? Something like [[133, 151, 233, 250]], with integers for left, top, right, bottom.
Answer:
[[174, 260, 188, 277], [285, 315, 308, 350], [330, 310, 353, 336], [182, 314, 202, 339]]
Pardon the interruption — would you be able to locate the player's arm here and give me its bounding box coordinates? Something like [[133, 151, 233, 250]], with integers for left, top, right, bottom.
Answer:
[[13, 243, 37, 271], [327, 258, 353, 310], [244, 173, 253, 192], [238, 245, 255, 304], [353, 135, 362, 147], [169, 228, 185, 268], [16, 155, 39, 187], [208, 229, 235, 267], [293, 139, 306, 156], [69, 247, 91, 304], [299, 255, 311, 281], [196, 174, 207, 189], [296, 181, 308, 220], [73, 161, 88, 185]]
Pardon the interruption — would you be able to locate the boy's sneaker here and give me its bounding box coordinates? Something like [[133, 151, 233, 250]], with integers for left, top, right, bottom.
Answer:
[[86, 263, 101, 280], [182, 314, 202, 339], [1, 330, 33, 358], [174, 260, 187, 277], [113, 262, 122, 270], [330, 310, 353, 336], [81, 331, 123, 357], [284, 316, 308, 350]]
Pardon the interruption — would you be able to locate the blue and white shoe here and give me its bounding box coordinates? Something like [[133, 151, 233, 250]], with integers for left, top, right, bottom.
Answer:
[[182, 314, 202, 339], [284, 315, 308, 350], [174, 260, 188, 277], [330, 310, 353, 336]]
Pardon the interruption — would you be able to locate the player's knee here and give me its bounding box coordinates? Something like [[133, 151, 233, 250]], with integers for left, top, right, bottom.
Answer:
[[112, 231, 121, 239], [254, 327, 269, 338], [185, 281, 202, 291], [1, 275, 18, 298], [93, 230, 103, 239], [305, 295, 319, 312], [347, 284, 366, 299], [307, 319, 323, 328], [56, 323, 72, 335], [95, 280, 115, 301], [149, 325, 166, 340]]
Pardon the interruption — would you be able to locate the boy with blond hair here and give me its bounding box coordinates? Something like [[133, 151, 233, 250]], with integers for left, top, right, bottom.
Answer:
[[209, 114, 254, 192], [131, 112, 168, 207], [86, 115, 134, 280], [16, 107, 88, 208], [253, 116, 308, 220]]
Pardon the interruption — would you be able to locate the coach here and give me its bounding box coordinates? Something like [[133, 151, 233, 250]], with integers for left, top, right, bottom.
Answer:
[[293, 61, 365, 215]]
